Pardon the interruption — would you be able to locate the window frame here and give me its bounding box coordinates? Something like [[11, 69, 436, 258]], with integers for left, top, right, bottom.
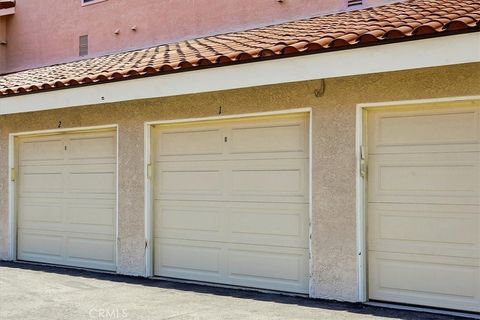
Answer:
[[81, 0, 108, 7], [79, 35, 89, 57]]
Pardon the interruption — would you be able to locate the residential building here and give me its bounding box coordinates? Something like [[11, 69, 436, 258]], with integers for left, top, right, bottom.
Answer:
[[0, 0, 479, 315]]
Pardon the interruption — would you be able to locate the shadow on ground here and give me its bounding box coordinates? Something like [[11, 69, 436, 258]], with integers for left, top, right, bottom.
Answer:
[[0, 260, 475, 320]]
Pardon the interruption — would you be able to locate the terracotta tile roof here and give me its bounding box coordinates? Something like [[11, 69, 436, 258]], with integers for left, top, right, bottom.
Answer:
[[1, 0, 479, 97], [0, 0, 15, 10]]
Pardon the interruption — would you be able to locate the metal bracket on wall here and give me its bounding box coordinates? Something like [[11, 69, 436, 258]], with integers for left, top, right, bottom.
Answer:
[[314, 79, 325, 97], [360, 145, 368, 178], [10, 168, 16, 182], [147, 163, 152, 179]]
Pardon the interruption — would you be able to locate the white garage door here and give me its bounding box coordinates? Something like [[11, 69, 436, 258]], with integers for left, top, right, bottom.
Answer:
[[367, 104, 480, 312], [152, 114, 310, 293], [17, 130, 117, 271]]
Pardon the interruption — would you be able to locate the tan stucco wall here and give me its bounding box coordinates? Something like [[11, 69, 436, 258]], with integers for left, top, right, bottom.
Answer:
[[1, 62, 479, 302]]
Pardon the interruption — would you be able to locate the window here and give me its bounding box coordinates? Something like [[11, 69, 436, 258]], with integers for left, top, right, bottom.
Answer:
[[347, 0, 363, 7], [79, 35, 88, 56], [82, 0, 107, 6]]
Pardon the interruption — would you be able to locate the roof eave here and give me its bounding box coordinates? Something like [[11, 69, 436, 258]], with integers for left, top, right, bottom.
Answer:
[[1, 26, 479, 99], [1, 32, 478, 116]]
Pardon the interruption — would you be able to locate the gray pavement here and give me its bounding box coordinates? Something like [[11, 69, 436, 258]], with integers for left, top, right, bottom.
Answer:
[[0, 261, 474, 320]]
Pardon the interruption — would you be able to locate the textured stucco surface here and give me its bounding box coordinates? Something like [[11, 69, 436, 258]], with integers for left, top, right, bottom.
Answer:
[[0, 62, 479, 302]]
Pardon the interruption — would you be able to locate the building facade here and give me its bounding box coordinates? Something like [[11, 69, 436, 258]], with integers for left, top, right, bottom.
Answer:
[[0, 0, 479, 315], [0, 0, 400, 73]]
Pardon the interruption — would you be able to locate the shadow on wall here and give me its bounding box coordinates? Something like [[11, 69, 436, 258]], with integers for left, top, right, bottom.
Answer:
[[0, 261, 469, 320]]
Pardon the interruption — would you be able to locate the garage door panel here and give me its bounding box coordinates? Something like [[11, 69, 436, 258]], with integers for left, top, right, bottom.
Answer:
[[17, 232, 64, 260], [153, 114, 310, 293], [67, 164, 116, 195], [19, 205, 115, 235], [19, 225, 115, 236], [156, 169, 222, 196], [156, 127, 224, 158], [66, 133, 116, 161], [230, 160, 307, 199], [19, 137, 65, 163], [229, 120, 307, 155], [154, 201, 223, 241], [227, 247, 307, 283], [63, 225, 115, 236], [156, 159, 308, 203], [19, 228, 116, 269], [18, 228, 116, 240], [68, 172, 115, 195], [18, 200, 63, 224], [21, 164, 117, 198], [154, 116, 309, 162], [66, 237, 115, 270], [155, 239, 309, 293], [369, 153, 479, 205], [66, 202, 116, 228], [227, 248, 309, 292], [20, 168, 64, 194], [154, 239, 222, 279], [369, 252, 480, 312], [368, 106, 480, 154], [156, 201, 308, 247], [230, 209, 302, 238], [17, 130, 117, 271], [231, 168, 302, 196], [229, 203, 309, 248], [368, 203, 480, 258]]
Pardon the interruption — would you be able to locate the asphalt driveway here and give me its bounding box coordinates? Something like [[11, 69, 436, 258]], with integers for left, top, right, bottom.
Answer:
[[0, 261, 475, 320]]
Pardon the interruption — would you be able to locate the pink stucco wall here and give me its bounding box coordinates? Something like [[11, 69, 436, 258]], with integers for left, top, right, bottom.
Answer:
[[0, 17, 6, 72], [3, 0, 399, 73]]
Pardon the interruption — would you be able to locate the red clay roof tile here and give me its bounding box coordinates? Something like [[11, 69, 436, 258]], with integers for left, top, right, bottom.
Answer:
[[0, 0, 478, 97]]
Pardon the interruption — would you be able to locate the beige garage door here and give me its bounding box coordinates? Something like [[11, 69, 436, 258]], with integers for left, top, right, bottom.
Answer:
[[16, 130, 117, 271], [367, 103, 480, 312], [152, 114, 310, 293]]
